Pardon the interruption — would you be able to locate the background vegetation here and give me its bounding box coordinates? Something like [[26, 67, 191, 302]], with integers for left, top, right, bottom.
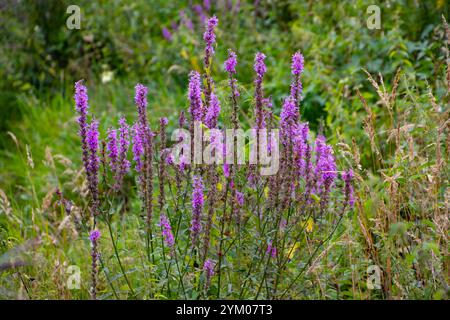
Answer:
[[0, 0, 448, 299]]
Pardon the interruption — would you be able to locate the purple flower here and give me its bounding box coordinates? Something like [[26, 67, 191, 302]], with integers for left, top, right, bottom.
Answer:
[[160, 117, 168, 126], [74, 81, 90, 172], [342, 169, 355, 208], [164, 148, 174, 165], [254, 52, 267, 130], [188, 71, 203, 122], [171, 21, 179, 32], [236, 191, 244, 206], [132, 123, 145, 172], [74, 80, 89, 115], [203, 0, 211, 11], [314, 135, 337, 207], [224, 49, 237, 74], [290, 51, 305, 105], [254, 52, 267, 78], [111, 117, 131, 190], [135, 84, 148, 125], [179, 154, 189, 171], [89, 230, 101, 243], [280, 97, 299, 143], [293, 122, 309, 176], [291, 51, 304, 75], [117, 117, 130, 173], [193, 4, 207, 24], [86, 120, 100, 177], [180, 10, 194, 30], [204, 92, 221, 128], [266, 241, 277, 258], [107, 128, 118, 171], [191, 175, 204, 246], [204, 259, 215, 277], [162, 27, 172, 41], [203, 16, 219, 67], [159, 214, 175, 248]]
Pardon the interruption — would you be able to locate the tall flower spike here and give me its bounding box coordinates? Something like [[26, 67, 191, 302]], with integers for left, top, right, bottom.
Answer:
[[290, 51, 305, 108], [74, 80, 90, 174], [280, 97, 299, 144], [203, 16, 219, 68], [203, 259, 215, 289], [132, 123, 144, 172], [135, 83, 148, 126], [191, 175, 204, 247], [106, 128, 118, 171], [159, 214, 175, 248], [87, 120, 100, 178], [204, 92, 221, 129], [224, 49, 237, 74], [254, 52, 267, 130], [188, 71, 203, 122], [114, 117, 130, 191]]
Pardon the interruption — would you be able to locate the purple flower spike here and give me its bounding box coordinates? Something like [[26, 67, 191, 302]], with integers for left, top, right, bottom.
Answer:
[[280, 97, 299, 143], [266, 241, 277, 258], [236, 191, 244, 206], [159, 214, 175, 248], [204, 92, 221, 129], [188, 71, 203, 122], [107, 128, 118, 171], [290, 51, 305, 106], [160, 117, 168, 126], [224, 49, 237, 74], [75, 80, 89, 115], [203, 16, 219, 67], [254, 52, 267, 130], [254, 52, 267, 78], [87, 120, 100, 177], [204, 259, 215, 277], [74, 81, 90, 171], [135, 83, 148, 125], [191, 175, 204, 247], [89, 230, 101, 243], [291, 52, 304, 75], [132, 123, 145, 172]]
